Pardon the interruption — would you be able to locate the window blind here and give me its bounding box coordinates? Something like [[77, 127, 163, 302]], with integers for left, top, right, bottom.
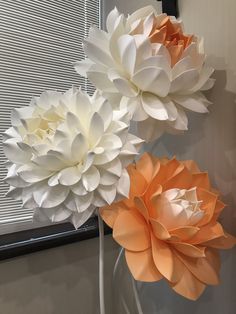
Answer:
[[0, 0, 101, 234]]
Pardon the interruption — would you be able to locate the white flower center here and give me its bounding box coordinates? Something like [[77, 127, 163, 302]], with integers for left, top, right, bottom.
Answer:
[[157, 187, 204, 229]]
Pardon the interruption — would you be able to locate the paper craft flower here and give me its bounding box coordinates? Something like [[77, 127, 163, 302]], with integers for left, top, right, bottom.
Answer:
[[100, 153, 235, 300], [74, 6, 215, 142], [3, 87, 143, 228]]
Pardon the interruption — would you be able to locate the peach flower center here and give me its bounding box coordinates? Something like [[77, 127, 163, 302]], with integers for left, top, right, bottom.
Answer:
[[149, 16, 193, 66], [156, 187, 204, 229]]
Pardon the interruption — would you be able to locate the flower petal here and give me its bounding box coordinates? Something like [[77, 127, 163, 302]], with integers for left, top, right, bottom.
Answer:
[[113, 210, 151, 251], [171, 267, 206, 300], [82, 166, 100, 192], [133, 67, 170, 97], [141, 93, 169, 121], [125, 248, 163, 282], [151, 234, 184, 282]]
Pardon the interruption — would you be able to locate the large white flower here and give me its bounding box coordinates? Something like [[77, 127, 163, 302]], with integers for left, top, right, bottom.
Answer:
[[3, 87, 143, 228], [74, 6, 215, 141]]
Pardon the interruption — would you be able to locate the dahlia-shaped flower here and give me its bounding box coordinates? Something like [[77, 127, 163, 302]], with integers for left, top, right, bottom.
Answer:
[[74, 6, 215, 141], [100, 153, 235, 300], [3, 87, 143, 228]]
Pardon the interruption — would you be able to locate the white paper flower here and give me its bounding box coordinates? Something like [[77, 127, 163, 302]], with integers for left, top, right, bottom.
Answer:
[[74, 6, 215, 142], [3, 87, 143, 228]]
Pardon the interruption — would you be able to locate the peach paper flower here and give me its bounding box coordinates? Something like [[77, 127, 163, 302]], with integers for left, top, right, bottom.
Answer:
[[100, 153, 235, 300]]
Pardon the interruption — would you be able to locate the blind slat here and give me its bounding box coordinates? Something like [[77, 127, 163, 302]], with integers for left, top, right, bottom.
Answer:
[[0, 0, 100, 234]]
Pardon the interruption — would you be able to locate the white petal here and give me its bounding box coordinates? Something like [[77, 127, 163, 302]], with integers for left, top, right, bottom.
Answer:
[[189, 66, 214, 93], [200, 78, 215, 91], [127, 5, 156, 26], [143, 13, 155, 36], [134, 35, 152, 63], [33, 185, 70, 208], [71, 133, 88, 163], [50, 207, 71, 223], [11, 107, 34, 126], [71, 206, 95, 229], [3, 139, 31, 164], [83, 39, 114, 67], [71, 181, 87, 196], [99, 169, 118, 185], [87, 70, 117, 93], [172, 56, 193, 79], [33, 155, 65, 171], [117, 35, 136, 75], [101, 158, 122, 176], [66, 112, 81, 132], [98, 185, 117, 205], [6, 186, 22, 200], [141, 93, 169, 120], [116, 168, 130, 198], [74, 58, 94, 77], [81, 152, 95, 173], [89, 112, 104, 146], [99, 133, 123, 150], [168, 107, 188, 130], [82, 166, 100, 192], [18, 164, 52, 183], [65, 192, 93, 212], [59, 166, 82, 186], [108, 69, 139, 97], [132, 67, 170, 97], [170, 69, 199, 93], [106, 7, 120, 33], [136, 56, 171, 76], [96, 100, 113, 131], [173, 94, 209, 113]]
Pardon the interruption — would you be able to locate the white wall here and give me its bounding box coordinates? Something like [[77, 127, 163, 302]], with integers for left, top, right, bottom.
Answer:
[[103, 0, 236, 313]]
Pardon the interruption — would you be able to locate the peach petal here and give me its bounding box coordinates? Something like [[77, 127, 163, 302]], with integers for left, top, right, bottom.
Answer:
[[100, 203, 126, 228], [134, 196, 149, 221], [175, 250, 219, 285], [171, 267, 206, 300], [136, 152, 156, 183], [151, 234, 184, 282], [149, 27, 167, 43], [170, 226, 200, 241], [127, 165, 148, 198], [181, 160, 200, 173], [163, 166, 192, 191], [189, 222, 225, 245], [203, 232, 236, 249], [125, 248, 163, 282], [168, 45, 184, 67], [113, 210, 151, 251], [173, 242, 205, 258], [150, 218, 171, 240], [212, 200, 225, 220], [196, 188, 218, 226], [191, 172, 210, 190]]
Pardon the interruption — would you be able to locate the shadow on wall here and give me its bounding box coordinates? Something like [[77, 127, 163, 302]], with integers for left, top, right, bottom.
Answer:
[[0, 236, 119, 314], [141, 65, 236, 314]]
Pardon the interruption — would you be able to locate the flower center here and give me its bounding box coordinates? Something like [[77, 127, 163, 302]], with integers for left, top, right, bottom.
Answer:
[[157, 187, 204, 229]]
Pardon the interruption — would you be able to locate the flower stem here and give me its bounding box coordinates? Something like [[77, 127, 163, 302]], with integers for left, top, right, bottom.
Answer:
[[98, 209, 105, 314]]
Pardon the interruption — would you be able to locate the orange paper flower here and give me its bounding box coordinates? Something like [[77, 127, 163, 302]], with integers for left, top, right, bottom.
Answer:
[[100, 153, 236, 300]]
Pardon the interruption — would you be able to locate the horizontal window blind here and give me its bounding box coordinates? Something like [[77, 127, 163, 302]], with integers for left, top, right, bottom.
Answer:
[[0, 0, 101, 234]]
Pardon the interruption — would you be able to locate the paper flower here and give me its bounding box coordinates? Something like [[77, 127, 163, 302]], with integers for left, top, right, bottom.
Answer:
[[3, 87, 143, 228], [100, 153, 235, 300], [74, 6, 215, 142]]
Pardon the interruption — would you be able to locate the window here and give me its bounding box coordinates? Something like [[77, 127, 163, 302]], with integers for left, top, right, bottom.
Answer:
[[0, 0, 102, 240]]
